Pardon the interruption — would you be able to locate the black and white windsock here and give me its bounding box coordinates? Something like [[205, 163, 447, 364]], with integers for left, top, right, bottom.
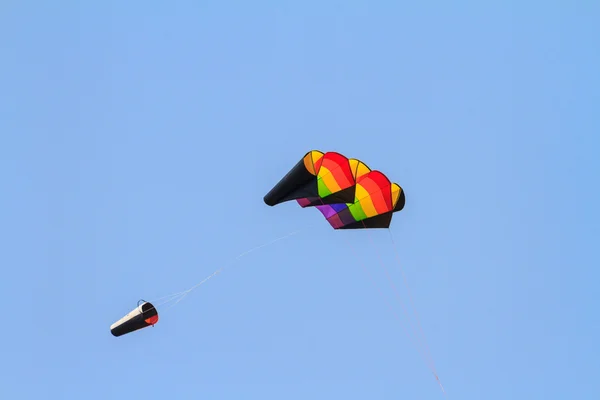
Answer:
[[110, 300, 159, 337]]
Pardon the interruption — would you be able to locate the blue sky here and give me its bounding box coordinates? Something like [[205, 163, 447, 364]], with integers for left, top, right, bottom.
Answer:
[[1, 1, 599, 399]]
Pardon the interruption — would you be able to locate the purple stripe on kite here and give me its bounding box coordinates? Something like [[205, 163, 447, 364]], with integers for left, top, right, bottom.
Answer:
[[331, 203, 348, 212], [316, 204, 338, 219]]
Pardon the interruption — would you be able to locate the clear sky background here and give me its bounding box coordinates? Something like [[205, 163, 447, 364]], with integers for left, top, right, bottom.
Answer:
[[1, 2, 599, 399]]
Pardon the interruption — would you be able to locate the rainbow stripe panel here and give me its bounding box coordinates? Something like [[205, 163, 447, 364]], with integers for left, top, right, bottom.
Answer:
[[297, 151, 354, 206], [297, 151, 372, 207], [314, 171, 403, 229]]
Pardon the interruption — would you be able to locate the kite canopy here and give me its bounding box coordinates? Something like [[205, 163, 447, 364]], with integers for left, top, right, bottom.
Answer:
[[264, 150, 405, 229], [110, 300, 159, 337]]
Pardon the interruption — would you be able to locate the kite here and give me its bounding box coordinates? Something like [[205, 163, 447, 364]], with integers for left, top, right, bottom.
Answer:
[[108, 149, 445, 394], [263, 150, 406, 229], [110, 300, 159, 337], [262, 150, 446, 392]]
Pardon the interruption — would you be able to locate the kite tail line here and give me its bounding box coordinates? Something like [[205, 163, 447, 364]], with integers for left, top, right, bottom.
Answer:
[[387, 228, 445, 395], [148, 228, 303, 309]]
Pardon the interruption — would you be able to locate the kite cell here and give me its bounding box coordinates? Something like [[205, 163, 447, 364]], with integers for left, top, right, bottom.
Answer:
[[110, 300, 159, 337], [264, 150, 405, 229], [263, 150, 358, 207]]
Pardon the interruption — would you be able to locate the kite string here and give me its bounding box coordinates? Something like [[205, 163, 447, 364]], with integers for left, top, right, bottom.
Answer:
[[356, 219, 443, 393], [344, 229, 444, 395], [342, 233, 421, 353], [388, 228, 445, 393], [387, 229, 434, 361], [148, 228, 304, 309], [314, 197, 439, 388], [150, 290, 191, 304], [360, 223, 433, 370], [311, 199, 423, 356]]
